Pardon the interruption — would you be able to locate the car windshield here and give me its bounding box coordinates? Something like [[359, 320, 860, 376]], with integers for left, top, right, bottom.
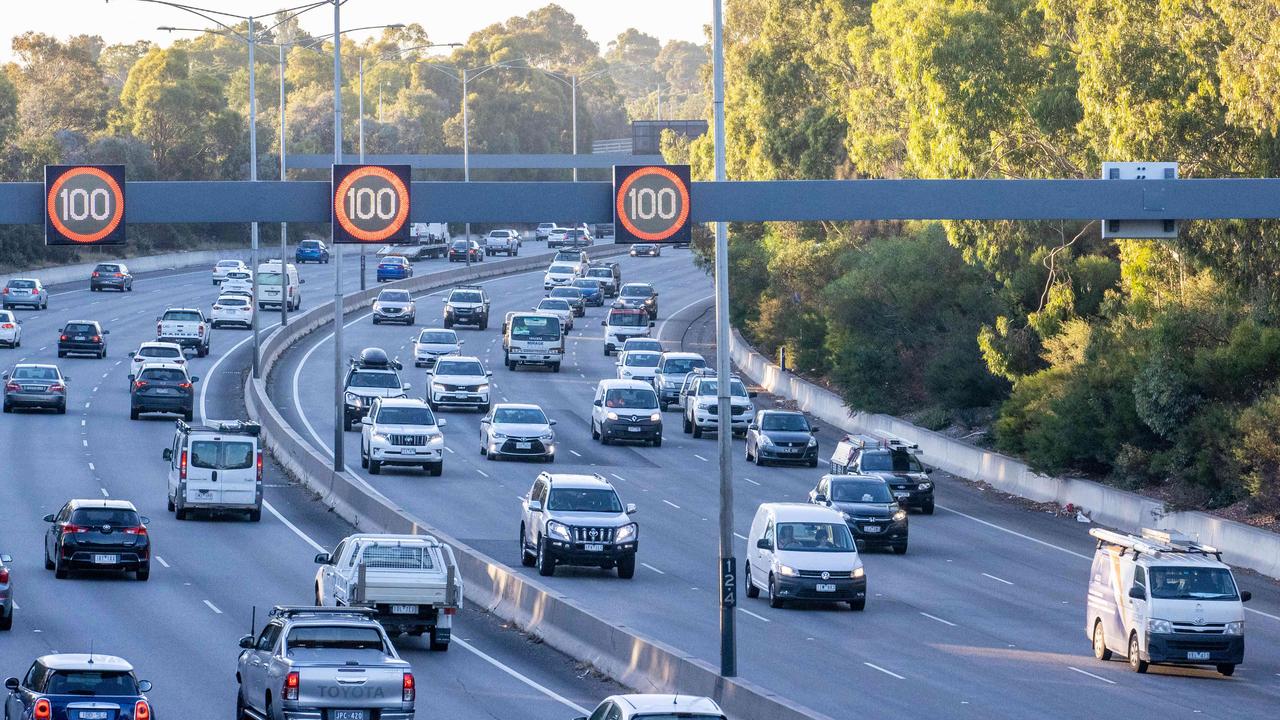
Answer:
[[623, 340, 662, 352], [1148, 567, 1240, 600], [12, 366, 58, 381], [139, 368, 187, 383], [548, 264, 576, 274], [218, 296, 248, 306], [65, 323, 96, 334], [624, 353, 661, 367], [376, 407, 437, 426], [550, 288, 581, 299], [762, 413, 809, 432], [217, 261, 241, 268], [587, 269, 612, 278], [8, 280, 35, 289], [417, 331, 457, 344], [572, 280, 598, 290], [71, 508, 142, 526], [380, 258, 406, 266], [190, 440, 254, 470], [138, 347, 180, 359], [164, 311, 202, 322], [348, 371, 401, 388], [44, 671, 138, 696], [604, 388, 658, 408], [860, 450, 923, 473], [698, 379, 748, 396], [494, 407, 548, 424], [776, 522, 856, 552], [630, 716, 724, 720], [621, 284, 652, 297], [546, 488, 624, 513], [511, 315, 560, 340], [286, 626, 386, 651], [259, 273, 282, 286], [435, 360, 484, 376], [831, 480, 893, 504], [539, 299, 570, 311], [608, 312, 647, 327], [301, 241, 321, 249], [451, 291, 483, 303], [380, 291, 410, 302], [451, 241, 470, 249], [660, 358, 706, 374]]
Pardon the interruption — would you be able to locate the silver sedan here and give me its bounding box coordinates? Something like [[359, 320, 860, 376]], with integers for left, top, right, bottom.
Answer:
[[2, 363, 68, 414], [479, 403, 557, 461]]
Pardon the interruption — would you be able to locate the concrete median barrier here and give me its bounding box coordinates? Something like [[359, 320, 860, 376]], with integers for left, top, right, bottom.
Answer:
[[244, 247, 831, 720]]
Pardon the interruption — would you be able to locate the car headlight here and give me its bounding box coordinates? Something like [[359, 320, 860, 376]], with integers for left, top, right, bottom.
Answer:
[[807, 436, 818, 447], [492, 432, 507, 440], [539, 432, 555, 441], [477, 383, 490, 393], [508, 345, 523, 353], [372, 303, 381, 311], [606, 411, 619, 421], [370, 432, 388, 443], [892, 510, 907, 522], [777, 564, 798, 577], [615, 523, 637, 543], [431, 383, 446, 393], [345, 393, 362, 406], [758, 434, 774, 446], [650, 413, 662, 422], [547, 521, 571, 542], [1225, 620, 1245, 636], [840, 511, 853, 521], [852, 567, 865, 579], [1147, 618, 1172, 635], [918, 482, 932, 491], [427, 433, 445, 448]]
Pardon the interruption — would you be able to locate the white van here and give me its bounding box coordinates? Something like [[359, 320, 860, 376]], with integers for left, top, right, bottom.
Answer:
[[162, 420, 263, 521], [256, 260, 302, 311], [1086, 528, 1250, 675], [745, 502, 866, 610]]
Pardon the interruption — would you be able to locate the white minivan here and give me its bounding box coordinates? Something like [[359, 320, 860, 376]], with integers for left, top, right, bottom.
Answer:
[[256, 260, 303, 311], [1086, 528, 1250, 675], [162, 420, 263, 521], [745, 502, 866, 610]]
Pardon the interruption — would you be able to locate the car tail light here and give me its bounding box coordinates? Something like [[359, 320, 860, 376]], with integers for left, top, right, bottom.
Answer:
[[1, 289, 8, 295], [91, 335, 101, 342], [1, 323, 12, 329], [0, 567, 9, 583], [34, 698, 51, 720], [60, 335, 68, 341], [134, 700, 151, 720], [61, 524, 89, 534], [179, 449, 187, 480], [402, 672, 415, 702], [283, 671, 299, 701], [123, 525, 147, 536], [116, 273, 124, 278], [134, 380, 148, 390], [256, 450, 263, 482], [92, 271, 99, 278], [444, 607, 456, 615], [5, 382, 18, 392], [157, 322, 162, 335], [48, 384, 64, 393]]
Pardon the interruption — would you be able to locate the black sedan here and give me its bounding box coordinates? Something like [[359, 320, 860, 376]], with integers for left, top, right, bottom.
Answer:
[[629, 243, 662, 257], [810, 475, 908, 554], [57, 320, 108, 359], [745, 410, 820, 467], [43, 499, 151, 580]]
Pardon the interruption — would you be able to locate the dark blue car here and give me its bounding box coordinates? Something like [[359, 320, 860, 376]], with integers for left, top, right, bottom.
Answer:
[[5, 653, 154, 720], [571, 278, 604, 306], [376, 256, 412, 283], [294, 239, 330, 264]]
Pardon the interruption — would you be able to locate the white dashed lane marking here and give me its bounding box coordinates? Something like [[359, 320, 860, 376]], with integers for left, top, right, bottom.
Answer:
[[662, 500, 680, 509], [203, 600, 223, 614], [982, 572, 1014, 586]]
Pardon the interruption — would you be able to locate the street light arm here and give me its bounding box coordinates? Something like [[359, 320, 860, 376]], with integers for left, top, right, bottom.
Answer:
[[299, 23, 406, 50], [140, 0, 251, 43], [259, 0, 330, 34]]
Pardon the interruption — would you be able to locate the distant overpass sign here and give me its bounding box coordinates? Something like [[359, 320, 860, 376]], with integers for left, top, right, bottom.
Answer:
[[45, 165, 125, 246], [331, 164, 411, 244], [613, 165, 692, 244]]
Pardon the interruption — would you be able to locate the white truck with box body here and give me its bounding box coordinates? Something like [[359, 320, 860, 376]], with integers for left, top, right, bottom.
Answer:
[[314, 533, 462, 651], [502, 311, 564, 372]]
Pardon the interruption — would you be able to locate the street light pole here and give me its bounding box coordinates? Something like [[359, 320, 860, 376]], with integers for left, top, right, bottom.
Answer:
[[358, 56, 366, 291], [331, 0, 345, 472], [279, 41, 288, 328], [248, 14, 261, 380], [571, 74, 578, 183], [462, 67, 471, 268], [711, 0, 736, 679]]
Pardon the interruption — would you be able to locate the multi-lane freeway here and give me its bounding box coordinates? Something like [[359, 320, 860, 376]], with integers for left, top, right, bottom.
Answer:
[[268, 247, 1280, 720], [0, 255, 620, 720]]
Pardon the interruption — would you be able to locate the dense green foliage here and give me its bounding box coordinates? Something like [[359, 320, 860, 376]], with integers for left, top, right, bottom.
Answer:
[[676, 0, 1280, 511]]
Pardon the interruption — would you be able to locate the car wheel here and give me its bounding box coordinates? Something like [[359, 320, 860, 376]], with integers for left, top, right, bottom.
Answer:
[[167, 494, 175, 512], [372, 318, 380, 325], [603, 346, 611, 357], [429, 462, 442, 477], [175, 504, 187, 521], [1128, 632, 1149, 673], [1217, 663, 1236, 676], [683, 415, 692, 434], [808, 458, 819, 468], [248, 508, 261, 522], [590, 421, 600, 440], [617, 554, 636, 579], [57, 351, 65, 358], [130, 407, 139, 420], [369, 459, 381, 475], [849, 597, 866, 611], [183, 409, 194, 421], [745, 563, 760, 598], [536, 536, 556, 576], [0, 613, 11, 631], [44, 546, 54, 570], [653, 436, 662, 447], [922, 500, 935, 515], [136, 565, 150, 581], [54, 552, 68, 579], [692, 421, 703, 439], [486, 449, 497, 461], [768, 573, 783, 608], [519, 525, 536, 567], [1093, 620, 1112, 661], [660, 402, 668, 412], [360, 446, 369, 468]]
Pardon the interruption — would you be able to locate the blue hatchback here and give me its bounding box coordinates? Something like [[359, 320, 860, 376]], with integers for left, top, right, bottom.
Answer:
[[571, 278, 604, 306], [5, 653, 154, 720], [295, 239, 330, 264], [376, 256, 412, 282]]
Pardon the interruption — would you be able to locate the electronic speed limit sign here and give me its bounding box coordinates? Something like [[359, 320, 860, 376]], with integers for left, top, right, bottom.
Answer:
[[613, 164, 692, 244], [45, 165, 126, 246], [331, 164, 411, 244]]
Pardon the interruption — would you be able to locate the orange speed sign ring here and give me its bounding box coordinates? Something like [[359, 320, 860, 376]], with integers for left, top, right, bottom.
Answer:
[[332, 164, 411, 243], [45, 166, 126, 245], [614, 165, 692, 243]]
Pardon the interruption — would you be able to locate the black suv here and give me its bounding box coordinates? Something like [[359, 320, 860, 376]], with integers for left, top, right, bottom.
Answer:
[[613, 283, 659, 319], [89, 263, 133, 292], [810, 474, 908, 554], [57, 321, 109, 359], [130, 362, 198, 421], [43, 499, 152, 581], [443, 285, 490, 330]]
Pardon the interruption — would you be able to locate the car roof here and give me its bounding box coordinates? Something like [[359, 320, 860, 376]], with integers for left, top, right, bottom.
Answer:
[[163, 307, 201, 313], [376, 397, 431, 409], [435, 354, 482, 364], [546, 473, 613, 489], [494, 402, 543, 411], [598, 379, 658, 391], [38, 654, 134, 673], [825, 473, 889, 485], [622, 349, 662, 357], [758, 502, 845, 523], [137, 362, 188, 372], [659, 351, 703, 360], [138, 341, 182, 349], [761, 409, 804, 417], [64, 319, 101, 326], [216, 293, 250, 300], [614, 694, 723, 714], [14, 363, 59, 370], [69, 499, 139, 511]]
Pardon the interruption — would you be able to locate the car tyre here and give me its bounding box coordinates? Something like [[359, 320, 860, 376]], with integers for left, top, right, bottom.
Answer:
[[1128, 632, 1148, 673], [682, 415, 692, 434], [536, 536, 556, 576], [768, 573, 784, 608], [428, 462, 443, 477], [360, 447, 369, 468], [590, 421, 600, 440], [849, 597, 866, 611], [660, 402, 668, 412], [692, 420, 703, 439], [167, 494, 175, 512], [1093, 620, 1112, 661], [130, 407, 140, 420], [922, 500, 935, 515], [136, 565, 150, 581], [893, 543, 908, 555], [519, 525, 536, 567], [184, 409, 194, 422], [617, 554, 636, 579], [0, 613, 11, 631], [552, 363, 561, 373], [745, 564, 760, 598], [54, 553, 68, 579], [44, 547, 54, 570], [369, 459, 381, 475], [1217, 663, 1235, 676]]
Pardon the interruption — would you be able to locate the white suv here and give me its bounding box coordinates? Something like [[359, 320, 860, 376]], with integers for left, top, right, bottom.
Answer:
[[543, 262, 580, 290], [211, 293, 254, 329], [683, 373, 755, 439], [428, 356, 492, 412], [360, 397, 446, 476], [575, 695, 726, 720]]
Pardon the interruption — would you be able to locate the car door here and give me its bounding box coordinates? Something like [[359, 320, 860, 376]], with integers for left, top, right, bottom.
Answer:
[[334, 541, 362, 605], [318, 539, 347, 604], [1128, 565, 1149, 640], [185, 439, 222, 506], [523, 478, 547, 547], [754, 520, 776, 588], [166, 431, 183, 501], [480, 408, 494, 447], [244, 622, 282, 707], [46, 503, 70, 560]]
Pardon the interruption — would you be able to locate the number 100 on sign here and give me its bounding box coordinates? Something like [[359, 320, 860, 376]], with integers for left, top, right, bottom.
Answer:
[[613, 165, 691, 244], [45, 165, 126, 246], [331, 164, 411, 244]]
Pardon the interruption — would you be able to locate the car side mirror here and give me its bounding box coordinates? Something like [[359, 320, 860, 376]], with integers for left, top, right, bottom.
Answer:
[[813, 494, 827, 504], [1128, 586, 1146, 600], [128, 352, 136, 358], [649, 321, 655, 327], [43, 513, 55, 523], [925, 468, 934, 474], [437, 418, 447, 428], [128, 374, 135, 382], [141, 516, 151, 526], [0, 554, 11, 563], [748, 391, 758, 398], [486, 371, 493, 377], [756, 538, 773, 550], [402, 383, 413, 391], [1241, 590, 1252, 603], [191, 376, 200, 383], [593, 400, 602, 407], [238, 635, 256, 649], [549, 419, 557, 426], [600, 320, 606, 326], [527, 500, 543, 513], [361, 416, 372, 426], [626, 503, 637, 515], [103, 330, 110, 335], [748, 423, 758, 430], [300, 278, 306, 284], [137, 680, 152, 693], [314, 552, 332, 564], [4, 677, 18, 692], [811, 427, 819, 434], [162, 448, 172, 461]]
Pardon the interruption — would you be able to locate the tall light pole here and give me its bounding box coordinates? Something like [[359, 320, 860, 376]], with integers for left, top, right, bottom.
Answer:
[[331, 0, 344, 471], [278, 40, 288, 329], [711, 0, 736, 678]]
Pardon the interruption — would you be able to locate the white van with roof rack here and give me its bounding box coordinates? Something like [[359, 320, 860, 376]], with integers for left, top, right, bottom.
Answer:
[[1086, 527, 1252, 676]]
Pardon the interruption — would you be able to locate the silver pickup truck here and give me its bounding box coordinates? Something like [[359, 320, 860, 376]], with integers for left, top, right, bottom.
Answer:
[[236, 606, 415, 720]]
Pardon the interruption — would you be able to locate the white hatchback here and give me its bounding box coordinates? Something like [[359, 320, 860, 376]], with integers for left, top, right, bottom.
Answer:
[[211, 294, 254, 329], [128, 342, 185, 385], [0, 310, 21, 348], [615, 349, 661, 383], [212, 259, 247, 285]]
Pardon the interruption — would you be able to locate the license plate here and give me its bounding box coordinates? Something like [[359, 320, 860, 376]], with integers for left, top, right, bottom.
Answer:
[[78, 712, 109, 720], [816, 583, 837, 592], [23, 386, 41, 392], [403, 448, 416, 455], [75, 336, 86, 341], [628, 426, 642, 432], [157, 388, 176, 395], [93, 554, 117, 564], [516, 442, 531, 449], [862, 525, 881, 533], [391, 604, 418, 614], [894, 492, 910, 499], [1187, 651, 1211, 660], [331, 711, 368, 720], [584, 543, 604, 552]]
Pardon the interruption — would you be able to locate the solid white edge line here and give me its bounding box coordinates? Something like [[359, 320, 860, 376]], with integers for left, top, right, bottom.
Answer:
[[640, 562, 665, 575], [263, 501, 326, 553], [982, 572, 1014, 586], [610, 473, 626, 482], [476, 469, 490, 478], [569, 450, 582, 457], [863, 662, 905, 680], [656, 294, 714, 342], [744, 478, 760, 486], [203, 600, 223, 614], [1067, 666, 1117, 685], [936, 504, 1091, 561], [919, 612, 957, 627], [453, 638, 589, 714], [738, 608, 771, 623], [1246, 607, 1280, 622], [693, 454, 708, 462]]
